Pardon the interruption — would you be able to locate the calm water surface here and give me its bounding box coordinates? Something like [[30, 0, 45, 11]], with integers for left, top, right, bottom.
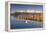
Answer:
[[10, 16, 43, 29]]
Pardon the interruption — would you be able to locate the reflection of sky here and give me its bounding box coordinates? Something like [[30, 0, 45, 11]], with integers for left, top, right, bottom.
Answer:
[[10, 16, 43, 29], [10, 4, 43, 13]]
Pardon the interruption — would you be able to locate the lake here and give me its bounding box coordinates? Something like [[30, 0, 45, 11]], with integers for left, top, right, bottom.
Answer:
[[10, 16, 43, 29]]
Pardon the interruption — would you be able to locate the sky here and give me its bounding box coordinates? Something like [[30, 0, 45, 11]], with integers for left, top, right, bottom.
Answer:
[[10, 4, 43, 13]]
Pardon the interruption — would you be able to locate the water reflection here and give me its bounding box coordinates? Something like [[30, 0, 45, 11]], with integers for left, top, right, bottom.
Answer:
[[10, 16, 43, 29]]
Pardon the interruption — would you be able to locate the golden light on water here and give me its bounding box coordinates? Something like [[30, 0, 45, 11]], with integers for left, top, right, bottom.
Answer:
[[15, 13, 43, 22]]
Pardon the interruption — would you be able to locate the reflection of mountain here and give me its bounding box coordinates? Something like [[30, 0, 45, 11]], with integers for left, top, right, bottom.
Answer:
[[11, 12, 43, 22], [11, 8, 43, 22]]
